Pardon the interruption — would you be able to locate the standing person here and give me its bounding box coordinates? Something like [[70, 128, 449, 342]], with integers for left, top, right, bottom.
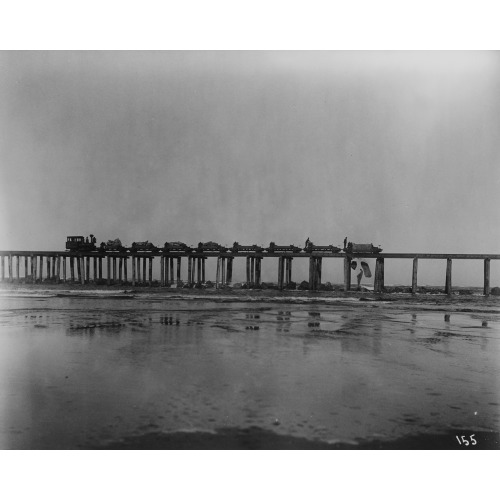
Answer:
[[346, 237, 372, 290]]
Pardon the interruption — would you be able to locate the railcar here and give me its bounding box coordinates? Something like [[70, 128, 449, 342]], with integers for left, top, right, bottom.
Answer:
[[197, 241, 228, 252], [130, 241, 158, 252], [304, 242, 342, 253], [99, 239, 127, 253], [163, 241, 193, 253], [344, 242, 382, 254], [231, 242, 264, 253], [265, 242, 302, 253]]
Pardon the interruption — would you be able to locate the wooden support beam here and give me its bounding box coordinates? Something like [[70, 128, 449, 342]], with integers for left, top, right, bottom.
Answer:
[[56, 256, 60, 284], [226, 257, 232, 284], [216, 256, 221, 289], [99, 258, 103, 281], [308, 257, 315, 290], [197, 257, 202, 283], [484, 258, 490, 296], [107, 256, 111, 286], [202, 257, 206, 283], [119, 257, 123, 284], [63, 256, 66, 283], [246, 257, 250, 284], [93, 257, 97, 282], [0, 256, 4, 281], [344, 256, 351, 291], [160, 256, 165, 286], [278, 256, 285, 290], [10, 255, 15, 282], [70, 257, 75, 282], [255, 258, 261, 285], [374, 259, 382, 293], [112, 257, 117, 283], [132, 256, 136, 286], [76, 257, 81, 284], [177, 257, 181, 284], [412, 258, 418, 294], [124, 258, 128, 284], [380, 258, 385, 290], [445, 258, 452, 295], [188, 257, 192, 285], [32, 255, 37, 283], [25, 256, 29, 282], [149, 258, 152, 286], [316, 257, 322, 289], [7, 254, 12, 283], [250, 257, 255, 284], [46, 255, 50, 281], [86, 257, 90, 284], [80, 257, 85, 285], [171, 258, 175, 285]]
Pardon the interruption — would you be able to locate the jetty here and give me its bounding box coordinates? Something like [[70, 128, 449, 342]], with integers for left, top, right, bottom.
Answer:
[[0, 249, 498, 296]]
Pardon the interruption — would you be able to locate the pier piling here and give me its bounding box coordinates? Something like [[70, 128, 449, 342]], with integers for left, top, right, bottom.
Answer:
[[445, 258, 452, 295], [76, 257, 81, 284], [412, 258, 418, 294], [344, 256, 351, 291], [216, 256, 221, 289], [484, 258, 490, 296], [78, 257, 85, 285]]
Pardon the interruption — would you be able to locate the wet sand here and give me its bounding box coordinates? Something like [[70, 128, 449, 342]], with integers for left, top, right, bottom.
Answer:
[[0, 284, 499, 449]]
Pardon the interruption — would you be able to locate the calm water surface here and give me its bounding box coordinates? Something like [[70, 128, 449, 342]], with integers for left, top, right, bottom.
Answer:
[[0, 289, 499, 448]]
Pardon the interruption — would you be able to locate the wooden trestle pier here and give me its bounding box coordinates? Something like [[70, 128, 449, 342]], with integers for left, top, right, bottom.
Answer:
[[0, 250, 498, 296]]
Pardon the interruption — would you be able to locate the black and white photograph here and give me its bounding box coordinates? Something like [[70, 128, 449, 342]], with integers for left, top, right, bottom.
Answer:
[[0, 3, 499, 497]]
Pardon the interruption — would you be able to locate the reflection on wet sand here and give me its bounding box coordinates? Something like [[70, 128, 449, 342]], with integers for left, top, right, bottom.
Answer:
[[0, 292, 498, 449]]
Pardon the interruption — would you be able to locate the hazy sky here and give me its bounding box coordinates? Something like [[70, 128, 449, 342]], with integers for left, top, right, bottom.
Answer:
[[1, 51, 499, 284]]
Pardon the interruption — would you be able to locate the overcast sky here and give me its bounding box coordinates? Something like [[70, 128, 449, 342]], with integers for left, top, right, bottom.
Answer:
[[1, 51, 498, 284]]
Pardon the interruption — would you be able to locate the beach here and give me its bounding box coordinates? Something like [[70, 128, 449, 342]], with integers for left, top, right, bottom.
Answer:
[[0, 284, 499, 449]]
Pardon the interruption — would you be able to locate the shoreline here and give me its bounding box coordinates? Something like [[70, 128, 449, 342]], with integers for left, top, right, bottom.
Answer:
[[2, 281, 500, 311]]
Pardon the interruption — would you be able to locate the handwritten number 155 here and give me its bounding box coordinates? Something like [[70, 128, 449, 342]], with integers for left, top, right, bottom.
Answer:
[[456, 434, 477, 446]]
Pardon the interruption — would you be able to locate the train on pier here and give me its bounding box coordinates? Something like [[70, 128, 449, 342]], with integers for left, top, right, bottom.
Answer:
[[66, 235, 382, 255]]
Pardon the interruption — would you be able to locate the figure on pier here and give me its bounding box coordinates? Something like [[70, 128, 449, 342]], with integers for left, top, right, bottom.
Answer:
[[350, 260, 372, 291]]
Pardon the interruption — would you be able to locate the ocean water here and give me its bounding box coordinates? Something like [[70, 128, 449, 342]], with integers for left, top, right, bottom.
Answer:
[[0, 287, 499, 449]]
